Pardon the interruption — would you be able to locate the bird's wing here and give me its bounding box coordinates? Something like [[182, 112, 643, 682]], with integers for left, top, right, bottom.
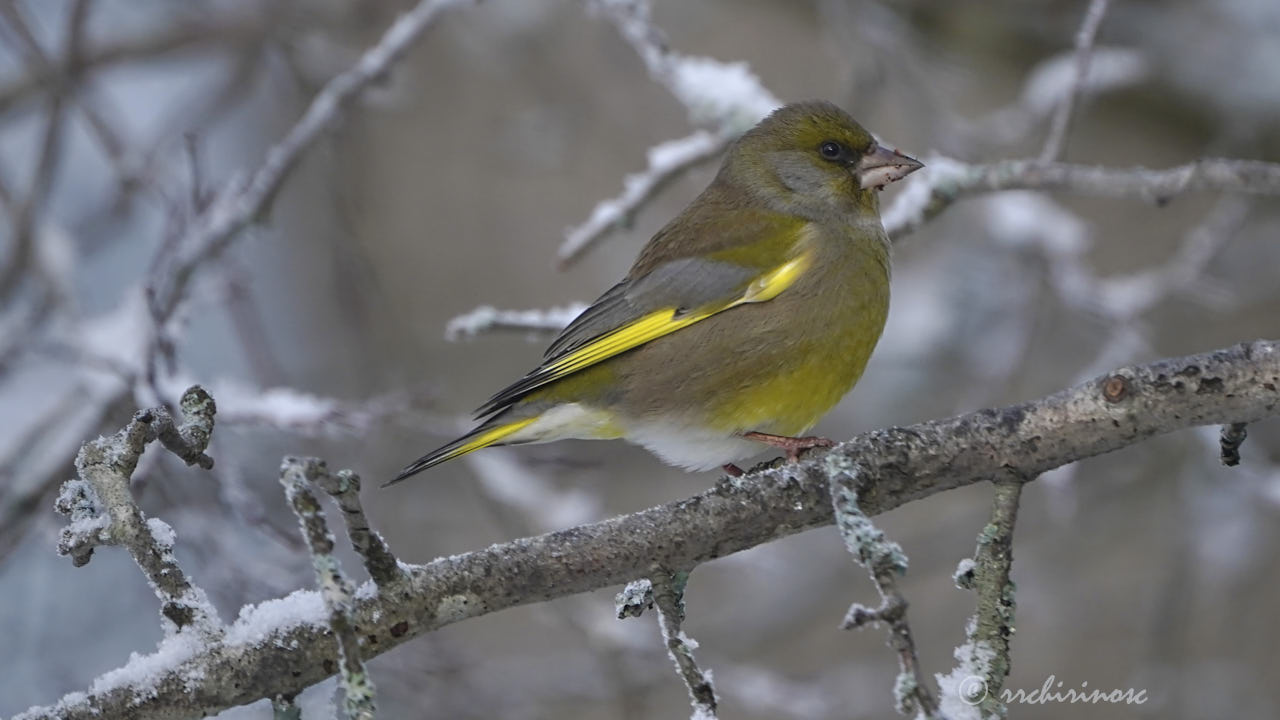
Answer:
[[474, 235, 814, 418]]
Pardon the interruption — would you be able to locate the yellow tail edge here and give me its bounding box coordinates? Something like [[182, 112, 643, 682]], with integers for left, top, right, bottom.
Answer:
[[384, 416, 538, 487]]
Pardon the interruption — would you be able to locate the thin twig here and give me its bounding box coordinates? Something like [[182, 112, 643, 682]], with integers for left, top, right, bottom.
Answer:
[[651, 568, 718, 718], [1220, 422, 1248, 466], [1039, 0, 1113, 162], [883, 156, 1280, 242], [0, 12, 268, 117], [828, 460, 938, 718], [152, 0, 471, 322], [0, 0, 140, 198], [280, 457, 377, 720], [311, 467, 404, 587], [939, 479, 1024, 718]]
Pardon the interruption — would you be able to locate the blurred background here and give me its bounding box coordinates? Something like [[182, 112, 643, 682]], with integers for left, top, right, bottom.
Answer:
[[1, 0, 1279, 717]]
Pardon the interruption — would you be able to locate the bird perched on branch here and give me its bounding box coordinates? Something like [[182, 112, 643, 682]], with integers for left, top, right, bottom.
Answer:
[[389, 101, 922, 485]]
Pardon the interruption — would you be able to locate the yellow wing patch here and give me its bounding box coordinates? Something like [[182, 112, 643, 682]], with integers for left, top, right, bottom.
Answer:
[[536, 250, 812, 385]]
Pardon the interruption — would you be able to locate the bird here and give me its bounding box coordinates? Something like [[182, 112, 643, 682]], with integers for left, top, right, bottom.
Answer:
[[388, 101, 922, 486]]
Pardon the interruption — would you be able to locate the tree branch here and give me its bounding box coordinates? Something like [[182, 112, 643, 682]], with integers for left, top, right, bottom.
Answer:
[[18, 340, 1279, 719], [53, 386, 219, 633], [883, 157, 1280, 241], [650, 569, 718, 718]]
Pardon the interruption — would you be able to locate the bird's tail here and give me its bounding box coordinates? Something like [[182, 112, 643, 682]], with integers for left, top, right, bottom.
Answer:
[[384, 416, 537, 487]]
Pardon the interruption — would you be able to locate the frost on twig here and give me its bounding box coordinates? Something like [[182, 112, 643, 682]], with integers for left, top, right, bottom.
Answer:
[[445, 303, 586, 340], [280, 457, 377, 720], [937, 480, 1024, 720], [1220, 422, 1249, 467], [650, 569, 718, 719], [827, 458, 939, 718], [54, 385, 221, 633]]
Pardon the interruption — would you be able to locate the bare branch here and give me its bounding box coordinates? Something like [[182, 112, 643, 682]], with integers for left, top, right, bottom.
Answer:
[[829, 463, 938, 718], [18, 339, 1279, 719], [152, 0, 471, 324], [0, 12, 268, 117], [1039, 0, 1113, 162], [0, 0, 468, 572]]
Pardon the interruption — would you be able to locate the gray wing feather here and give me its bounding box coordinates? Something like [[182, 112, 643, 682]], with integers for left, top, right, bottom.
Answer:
[[542, 258, 757, 360], [476, 258, 758, 417]]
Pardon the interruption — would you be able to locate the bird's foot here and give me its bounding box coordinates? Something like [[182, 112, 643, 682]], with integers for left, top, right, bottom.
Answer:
[[722, 463, 745, 477], [742, 431, 835, 462]]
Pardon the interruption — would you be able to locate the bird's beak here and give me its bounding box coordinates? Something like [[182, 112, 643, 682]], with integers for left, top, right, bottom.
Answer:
[[857, 144, 924, 190]]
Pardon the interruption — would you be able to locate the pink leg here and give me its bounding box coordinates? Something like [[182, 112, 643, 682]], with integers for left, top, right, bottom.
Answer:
[[742, 431, 835, 462]]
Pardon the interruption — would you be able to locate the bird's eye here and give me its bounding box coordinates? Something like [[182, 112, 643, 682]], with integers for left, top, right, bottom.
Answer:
[[819, 141, 844, 161]]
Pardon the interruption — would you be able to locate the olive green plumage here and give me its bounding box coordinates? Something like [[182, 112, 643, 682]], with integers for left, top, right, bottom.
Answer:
[[389, 101, 922, 485]]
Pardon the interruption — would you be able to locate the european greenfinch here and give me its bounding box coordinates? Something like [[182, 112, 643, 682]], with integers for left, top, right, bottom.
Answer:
[[389, 101, 921, 485]]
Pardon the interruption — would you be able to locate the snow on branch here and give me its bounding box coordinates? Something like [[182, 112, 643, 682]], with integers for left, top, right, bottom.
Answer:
[[19, 339, 1279, 719], [54, 386, 221, 634], [557, 0, 781, 267], [445, 303, 588, 340], [556, 130, 732, 269]]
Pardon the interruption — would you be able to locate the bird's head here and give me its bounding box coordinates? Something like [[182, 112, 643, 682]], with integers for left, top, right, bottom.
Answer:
[[722, 101, 923, 217]]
